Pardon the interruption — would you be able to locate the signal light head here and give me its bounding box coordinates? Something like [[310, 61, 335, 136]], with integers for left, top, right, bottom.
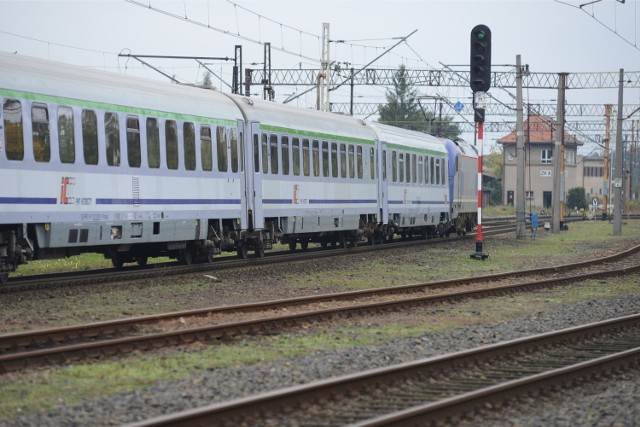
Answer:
[[469, 25, 492, 93]]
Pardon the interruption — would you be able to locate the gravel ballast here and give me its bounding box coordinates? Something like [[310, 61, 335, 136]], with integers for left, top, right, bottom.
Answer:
[[4, 293, 640, 427]]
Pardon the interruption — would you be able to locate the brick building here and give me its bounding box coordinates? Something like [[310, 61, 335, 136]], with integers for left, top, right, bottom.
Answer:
[[497, 115, 585, 209]]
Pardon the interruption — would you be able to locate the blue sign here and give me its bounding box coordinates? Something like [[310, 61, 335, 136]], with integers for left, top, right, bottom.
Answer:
[[454, 101, 464, 112]]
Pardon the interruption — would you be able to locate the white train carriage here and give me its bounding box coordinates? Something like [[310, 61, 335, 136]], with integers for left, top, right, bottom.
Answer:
[[228, 96, 380, 249], [0, 52, 247, 280], [371, 123, 451, 241], [445, 138, 478, 234]]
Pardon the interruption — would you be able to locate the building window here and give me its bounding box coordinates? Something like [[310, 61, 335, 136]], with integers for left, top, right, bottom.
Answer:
[[565, 150, 575, 165], [525, 191, 534, 200], [541, 149, 552, 164]]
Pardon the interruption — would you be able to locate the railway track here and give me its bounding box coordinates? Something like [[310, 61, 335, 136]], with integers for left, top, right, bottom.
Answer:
[[124, 314, 640, 426], [1, 218, 517, 294], [1, 241, 639, 374]]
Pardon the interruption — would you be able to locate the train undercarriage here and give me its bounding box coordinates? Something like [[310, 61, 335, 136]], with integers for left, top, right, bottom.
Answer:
[[0, 210, 476, 283]]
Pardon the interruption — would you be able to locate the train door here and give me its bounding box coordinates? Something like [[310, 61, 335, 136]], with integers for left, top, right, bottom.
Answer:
[[378, 140, 389, 224], [247, 122, 264, 229], [238, 120, 250, 231]]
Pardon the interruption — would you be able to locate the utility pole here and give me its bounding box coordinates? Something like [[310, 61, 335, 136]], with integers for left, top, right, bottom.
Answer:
[[603, 104, 612, 218], [515, 55, 526, 238], [613, 69, 624, 236], [263, 43, 274, 101], [318, 23, 331, 111], [552, 73, 567, 233]]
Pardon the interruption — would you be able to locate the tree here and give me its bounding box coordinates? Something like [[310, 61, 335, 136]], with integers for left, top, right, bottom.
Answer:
[[483, 145, 504, 205], [567, 187, 588, 211], [378, 65, 461, 139], [201, 71, 213, 89]]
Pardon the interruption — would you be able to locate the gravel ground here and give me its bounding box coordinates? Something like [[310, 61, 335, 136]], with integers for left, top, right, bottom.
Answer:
[[4, 293, 640, 427], [3, 228, 640, 426]]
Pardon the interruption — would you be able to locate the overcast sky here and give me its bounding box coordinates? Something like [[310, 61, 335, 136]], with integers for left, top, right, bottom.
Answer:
[[2, 0, 639, 151]]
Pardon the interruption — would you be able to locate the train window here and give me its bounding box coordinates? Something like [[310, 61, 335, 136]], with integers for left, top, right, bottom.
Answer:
[[348, 145, 355, 179], [183, 122, 196, 171], [239, 131, 244, 172], [261, 133, 268, 174], [281, 136, 290, 175], [230, 128, 239, 173], [126, 117, 141, 168], [405, 153, 411, 184], [312, 140, 320, 177], [165, 120, 179, 170], [81, 110, 98, 165], [146, 118, 160, 168], [105, 112, 120, 166], [301, 139, 310, 176], [370, 147, 375, 180], [217, 127, 228, 172], [357, 146, 363, 179], [435, 158, 441, 185], [32, 104, 50, 163], [430, 156, 435, 184], [340, 144, 347, 178], [331, 142, 338, 178], [292, 138, 301, 176], [398, 153, 404, 183], [322, 141, 329, 177], [391, 151, 397, 182], [424, 156, 430, 184], [441, 158, 446, 185], [200, 125, 212, 171], [57, 106, 75, 164], [418, 156, 424, 184], [3, 99, 24, 161], [412, 154, 417, 183], [270, 134, 278, 174], [253, 134, 260, 173]]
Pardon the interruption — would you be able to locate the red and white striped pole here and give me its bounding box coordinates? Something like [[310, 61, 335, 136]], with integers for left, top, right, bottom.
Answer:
[[475, 120, 485, 255], [471, 93, 488, 260]]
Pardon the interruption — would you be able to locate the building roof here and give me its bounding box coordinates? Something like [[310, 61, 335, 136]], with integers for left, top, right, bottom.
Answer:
[[497, 114, 582, 146]]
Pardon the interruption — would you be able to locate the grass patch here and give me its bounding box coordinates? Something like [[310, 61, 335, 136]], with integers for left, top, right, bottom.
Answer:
[[2, 274, 638, 421], [2, 219, 639, 421]]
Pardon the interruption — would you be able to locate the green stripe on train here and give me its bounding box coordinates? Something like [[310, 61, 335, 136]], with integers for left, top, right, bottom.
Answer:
[[0, 87, 237, 127]]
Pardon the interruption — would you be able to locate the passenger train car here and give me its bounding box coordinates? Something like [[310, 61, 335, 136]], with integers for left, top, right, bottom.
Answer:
[[0, 51, 477, 283]]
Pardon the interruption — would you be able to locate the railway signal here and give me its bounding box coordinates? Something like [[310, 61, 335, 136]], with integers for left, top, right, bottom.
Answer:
[[470, 25, 492, 93], [470, 24, 491, 260]]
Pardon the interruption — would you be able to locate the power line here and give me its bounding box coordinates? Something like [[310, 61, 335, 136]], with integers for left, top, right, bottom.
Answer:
[[0, 29, 120, 56], [554, 0, 640, 51]]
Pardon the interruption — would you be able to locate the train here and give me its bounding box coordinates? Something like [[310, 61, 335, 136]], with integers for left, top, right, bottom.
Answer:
[[0, 51, 478, 283]]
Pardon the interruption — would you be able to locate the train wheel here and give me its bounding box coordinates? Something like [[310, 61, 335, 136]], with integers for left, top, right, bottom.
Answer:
[[238, 244, 248, 259], [136, 256, 148, 266], [288, 241, 296, 252], [111, 253, 125, 269], [300, 240, 309, 251], [255, 245, 265, 258], [203, 249, 214, 263], [0, 273, 8, 285], [179, 248, 193, 265]]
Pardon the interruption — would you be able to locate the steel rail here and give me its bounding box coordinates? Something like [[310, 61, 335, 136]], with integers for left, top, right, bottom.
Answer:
[[123, 314, 640, 426], [2, 238, 639, 357], [1, 256, 639, 374], [0, 219, 517, 294]]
